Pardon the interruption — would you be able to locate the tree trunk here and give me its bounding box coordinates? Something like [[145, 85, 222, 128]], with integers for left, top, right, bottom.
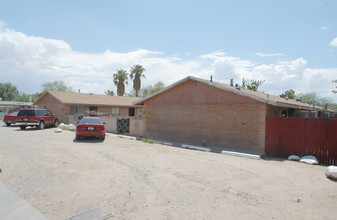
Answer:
[[117, 82, 125, 96], [133, 78, 141, 97]]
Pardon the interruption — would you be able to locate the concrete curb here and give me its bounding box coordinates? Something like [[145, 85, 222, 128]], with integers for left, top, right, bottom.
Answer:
[[181, 144, 211, 152], [116, 135, 136, 140], [157, 141, 173, 146], [221, 150, 261, 160]]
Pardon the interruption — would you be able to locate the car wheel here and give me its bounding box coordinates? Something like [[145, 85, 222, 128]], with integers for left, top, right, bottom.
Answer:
[[20, 126, 26, 130], [5, 123, 11, 126], [54, 119, 59, 127], [38, 121, 45, 130], [76, 134, 80, 140], [101, 134, 105, 140]]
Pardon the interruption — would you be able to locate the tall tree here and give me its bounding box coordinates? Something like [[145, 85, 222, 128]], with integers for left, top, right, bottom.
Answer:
[[0, 82, 19, 101], [41, 81, 73, 92], [130, 64, 146, 97], [113, 69, 129, 96], [333, 79, 337, 94]]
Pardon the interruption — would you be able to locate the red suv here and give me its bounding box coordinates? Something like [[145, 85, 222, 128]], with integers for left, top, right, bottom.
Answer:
[[16, 109, 59, 130]]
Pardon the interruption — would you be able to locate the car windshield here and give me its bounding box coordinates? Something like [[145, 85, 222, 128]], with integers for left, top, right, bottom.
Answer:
[[10, 112, 18, 116], [18, 110, 35, 116], [79, 118, 102, 125]]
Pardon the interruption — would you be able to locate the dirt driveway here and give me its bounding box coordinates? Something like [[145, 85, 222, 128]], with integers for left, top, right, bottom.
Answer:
[[0, 123, 336, 220]]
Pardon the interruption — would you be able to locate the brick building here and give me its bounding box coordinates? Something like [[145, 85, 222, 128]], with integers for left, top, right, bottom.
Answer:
[[34, 91, 142, 124], [135, 76, 332, 153]]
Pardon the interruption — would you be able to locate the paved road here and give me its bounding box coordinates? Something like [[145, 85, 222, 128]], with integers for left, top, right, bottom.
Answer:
[[0, 123, 336, 220]]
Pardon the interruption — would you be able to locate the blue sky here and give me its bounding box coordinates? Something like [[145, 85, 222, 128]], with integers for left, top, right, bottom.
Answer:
[[0, 0, 337, 101]]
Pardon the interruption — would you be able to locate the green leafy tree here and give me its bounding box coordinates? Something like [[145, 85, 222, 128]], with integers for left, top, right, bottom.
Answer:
[[15, 91, 43, 103], [15, 92, 32, 102], [126, 81, 165, 97], [130, 64, 146, 97], [0, 82, 19, 101], [243, 79, 265, 91], [41, 81, 73, 92], [31, 92, 43, 102], [113, 69, 128, 96], [284, 89, 295, 99], [105, 90, 114, 96]]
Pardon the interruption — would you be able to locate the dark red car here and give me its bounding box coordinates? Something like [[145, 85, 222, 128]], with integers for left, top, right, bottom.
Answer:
[[3, 111, 18, 126], [16, 108, 59, 130], [76, 117, 105, 140]]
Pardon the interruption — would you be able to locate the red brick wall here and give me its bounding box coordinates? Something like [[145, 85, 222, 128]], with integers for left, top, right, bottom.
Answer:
[[144, 103, 266, 152], [35, 93, 66, 122], [142, 79, 266, 152]]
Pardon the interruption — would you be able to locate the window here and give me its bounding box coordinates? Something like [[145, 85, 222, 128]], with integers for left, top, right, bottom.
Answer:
[[89, 106, 98, 116], [37, 110, 43, 116], [112, 108, 120, 116], [129, 108, 135, 117], [70, 106, 85, 115]]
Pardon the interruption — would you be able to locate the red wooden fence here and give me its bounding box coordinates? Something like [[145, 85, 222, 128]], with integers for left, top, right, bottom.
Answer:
[[265, 117, 337, 165]]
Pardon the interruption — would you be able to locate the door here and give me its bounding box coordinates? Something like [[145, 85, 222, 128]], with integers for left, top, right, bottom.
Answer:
[[43, 110, 54, 125]]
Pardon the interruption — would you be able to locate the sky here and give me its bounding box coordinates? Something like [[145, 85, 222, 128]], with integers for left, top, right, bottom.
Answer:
[[0, 0, 337, 101]]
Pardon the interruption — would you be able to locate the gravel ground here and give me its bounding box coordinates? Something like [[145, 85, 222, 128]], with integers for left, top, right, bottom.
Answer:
[[0, 122, 336, 220]]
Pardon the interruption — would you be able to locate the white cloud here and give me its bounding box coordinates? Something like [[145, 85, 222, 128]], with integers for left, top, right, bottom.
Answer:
[[321, 26, 327, 31], [330, 38, 337, 47], [0, 27, 336, 102], [254, 52, 285, 57]]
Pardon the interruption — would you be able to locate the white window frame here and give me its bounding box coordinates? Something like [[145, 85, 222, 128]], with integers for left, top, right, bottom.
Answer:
[[112, 107, 120, 116]]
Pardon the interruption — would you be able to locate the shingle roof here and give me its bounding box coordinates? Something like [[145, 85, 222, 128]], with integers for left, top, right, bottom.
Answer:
[[35, 90, 141, 107], [135, 76, 331, 112]]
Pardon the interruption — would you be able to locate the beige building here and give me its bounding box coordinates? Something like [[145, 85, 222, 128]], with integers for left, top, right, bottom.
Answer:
[[34, 91, 142, 124], [135, 76, 334, 153]]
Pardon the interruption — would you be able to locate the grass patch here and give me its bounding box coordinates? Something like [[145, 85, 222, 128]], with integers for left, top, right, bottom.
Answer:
[[142, 138, 156, 144]]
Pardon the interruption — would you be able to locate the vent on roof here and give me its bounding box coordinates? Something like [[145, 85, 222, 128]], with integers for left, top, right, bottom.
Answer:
[[230, 79, 233, 86], [210, 75, 213, 82], [89, 93, 93, 95]]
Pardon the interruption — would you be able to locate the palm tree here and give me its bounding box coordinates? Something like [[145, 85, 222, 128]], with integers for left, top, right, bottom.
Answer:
[[130, 64, 146, 97], [113, 69, 128, 96]]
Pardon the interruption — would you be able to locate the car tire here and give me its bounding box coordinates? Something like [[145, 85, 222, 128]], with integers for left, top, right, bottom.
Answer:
[[101, 134, 105, 140], [76, 134, 80, 140], [20, 126, 26, 130], [38, 121, 45, 130], [5, 123, 11, 126], [54, 119, 59, 127]]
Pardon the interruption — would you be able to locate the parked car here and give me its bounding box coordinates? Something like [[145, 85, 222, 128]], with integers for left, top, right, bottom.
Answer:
[[76, 117, 106, 140], [3, 112, 18, 126], [16, 109, 59, 130]]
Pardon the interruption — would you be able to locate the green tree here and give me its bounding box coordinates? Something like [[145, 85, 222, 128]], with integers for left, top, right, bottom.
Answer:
[[126, 81, 165, 98], [15, 92, 32, 102], [105, 90, 114, 96], [0, 82, 19, 101], [41, 81, 73, 92], [243, 79, 265, 91], [31, 92, 43, 102], [130, 64, 146, 97], [284, 89, 295, 99], [113, 69, 128, 96]]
